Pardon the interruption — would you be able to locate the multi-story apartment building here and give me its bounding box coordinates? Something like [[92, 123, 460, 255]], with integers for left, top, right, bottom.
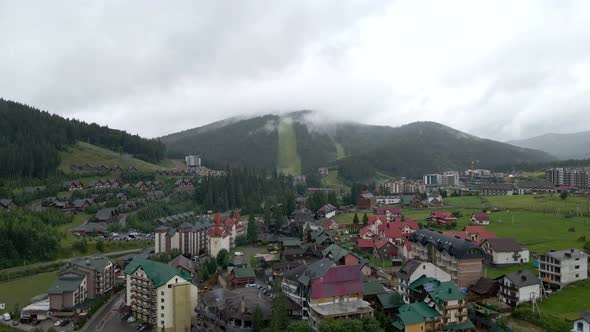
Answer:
[[408, 229, 484, 288], [441, 171, 460, 186], [539, 249, 588, 290], [68, 256, 115, 299], [545, 167, 590, 189], [545, 168, 565, 186], [48, 269, 88, 312], [281, 258, 373, 330], [423, 174, 442, 186], [124, 258, 198, 331], [48, 255, 115, 312], [155, 221, 211, 256]]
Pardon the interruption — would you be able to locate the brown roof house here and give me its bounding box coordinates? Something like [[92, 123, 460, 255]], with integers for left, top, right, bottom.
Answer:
[[480, 238, 529, 266]]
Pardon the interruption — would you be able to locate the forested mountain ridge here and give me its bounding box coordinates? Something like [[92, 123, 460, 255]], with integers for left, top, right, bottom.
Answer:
[[162, 112, 555, 180], [0, 98, 166, 179], [508, 131, 590, 160]]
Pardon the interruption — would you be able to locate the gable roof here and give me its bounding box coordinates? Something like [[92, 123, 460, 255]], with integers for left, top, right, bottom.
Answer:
[[232, 267, 255, 279], [168, 255, 194, 272], [409, 229, 484, 259], [297, 258, 335, 286], [398, 259, 422, 282], [377, 292, 403, 309], [397, 302, 440, 325], [470, 277, 498, 295], [577, 311, 590, 324], [368, 215, 387, 225], [432, 211, 456, 219], [95, 208, 117, 221], [124, 258, 191, 288], [357, 239, 375, 249], [360, 191, 375, 200], [48, 275, 85, 295], [423, 279, 465, 305], [471, 212, 490, 221], [363, 280, 386, 296], [482, 238, 524, 252], [375, 239, 394, 250], [503, 270, 540, 288], [309, 264, 362, 299]]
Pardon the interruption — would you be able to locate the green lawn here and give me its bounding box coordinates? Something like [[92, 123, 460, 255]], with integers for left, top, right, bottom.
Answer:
[[59, 141, 166, 174], [540, 280, 590, 320], [446, 194, 590, 215], [0, 271, 57, 311], [276, 118, 302, 176]]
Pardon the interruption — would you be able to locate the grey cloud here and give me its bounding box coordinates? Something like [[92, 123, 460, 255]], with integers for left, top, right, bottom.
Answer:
[[1, 0, 590, 140]]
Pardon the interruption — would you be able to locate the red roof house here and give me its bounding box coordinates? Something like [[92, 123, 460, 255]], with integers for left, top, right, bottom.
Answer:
[[357, 239, 375, 251], [368, 215, 388, 226], [471, 212, 490, 225], [373, 239, 398, 259], [309, 265, 363, 299], [359, 226, 376, 239], [431, 211, 457, 226], [321, 219, 339, 230], [374, 207, 402, 221]]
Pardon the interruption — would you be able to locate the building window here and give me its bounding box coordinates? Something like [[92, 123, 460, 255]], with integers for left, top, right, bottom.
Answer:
[[161, 314, 164, 318], [168, 285, 172, 288], [161, 321, 164, 326], [161, 299, 164, 303], [161, 291, 164, 295], [175, 278, 178, 283], [575, 265, 580, 269], [161, 306, 164, 310]]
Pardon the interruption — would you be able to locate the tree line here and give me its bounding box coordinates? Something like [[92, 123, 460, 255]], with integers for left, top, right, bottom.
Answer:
[[0, 209, 72, 269], [193, 168, 296, 216], [0, 98, 165, 179]]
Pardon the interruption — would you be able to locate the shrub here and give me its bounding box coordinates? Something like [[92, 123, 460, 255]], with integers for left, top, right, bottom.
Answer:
[[577, 235, 586, 242], [512, 307, 569, 332], [568, 227, 576, 232]]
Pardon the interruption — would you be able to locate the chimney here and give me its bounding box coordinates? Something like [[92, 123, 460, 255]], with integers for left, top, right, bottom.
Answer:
[[241, 296, 246, 314]]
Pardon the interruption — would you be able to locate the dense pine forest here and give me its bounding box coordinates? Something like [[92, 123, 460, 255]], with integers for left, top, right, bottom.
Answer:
[[194, 168, 297, 215], [0, 98, 166, 179]]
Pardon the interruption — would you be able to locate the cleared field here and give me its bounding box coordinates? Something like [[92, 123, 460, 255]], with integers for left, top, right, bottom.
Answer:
[[59, 141, 166, 174], [276, 118, 302, 176], [321, 170, 349, 192], [540, 279, 590, 320], [0, 271, 57, 311]]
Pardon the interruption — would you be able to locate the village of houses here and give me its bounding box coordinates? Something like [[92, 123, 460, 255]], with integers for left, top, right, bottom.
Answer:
[[1, 163, 590, 332]]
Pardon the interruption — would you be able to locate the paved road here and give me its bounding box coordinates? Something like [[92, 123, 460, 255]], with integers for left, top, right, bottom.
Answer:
[[0, 248, 147, 278], [83, 292, 125, 332]]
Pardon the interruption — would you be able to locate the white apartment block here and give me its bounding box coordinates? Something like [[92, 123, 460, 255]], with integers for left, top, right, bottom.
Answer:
[[539, 249, 588, 290]]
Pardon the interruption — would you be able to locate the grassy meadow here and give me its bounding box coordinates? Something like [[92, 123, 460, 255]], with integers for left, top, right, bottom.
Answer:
[[276, 118, 302, 176], [59, 141, 166, 174], [0, 272, 57, 311]]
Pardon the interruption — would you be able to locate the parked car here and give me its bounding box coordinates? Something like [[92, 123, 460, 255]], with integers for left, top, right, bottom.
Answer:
[[234, 251, 244, 256], [31, 320, 41, 326], [11, 321, 19, 326], [54, 320, 62, 327], [2, 313, 10, 321], [60, 319, 70, 326]]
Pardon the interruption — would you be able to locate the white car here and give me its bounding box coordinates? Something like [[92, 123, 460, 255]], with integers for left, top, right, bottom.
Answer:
[[54, 320, 62, 327], [234, 251, 244, 256]]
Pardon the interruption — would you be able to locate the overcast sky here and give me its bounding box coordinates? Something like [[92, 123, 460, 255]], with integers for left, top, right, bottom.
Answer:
[[1, 0, 590, 140]]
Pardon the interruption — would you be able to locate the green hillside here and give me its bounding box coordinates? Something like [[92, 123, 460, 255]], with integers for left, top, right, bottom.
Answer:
[[277, 118, 302, 175], [161, 112, 555, 180], [59, 142, 168, 173]]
